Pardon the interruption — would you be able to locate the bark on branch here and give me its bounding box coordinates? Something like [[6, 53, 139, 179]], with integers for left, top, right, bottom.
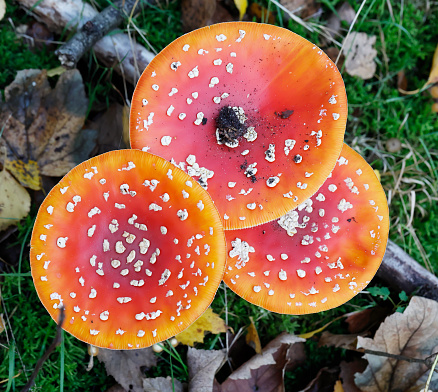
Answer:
[[55, 0, 153, 69], [17, 0, 155, 85], [377, 240, 438, 301]]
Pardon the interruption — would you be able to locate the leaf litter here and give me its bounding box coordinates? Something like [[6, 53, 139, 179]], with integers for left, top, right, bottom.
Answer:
[[356, 296, 438, 392], [0, 69, 94, 189]]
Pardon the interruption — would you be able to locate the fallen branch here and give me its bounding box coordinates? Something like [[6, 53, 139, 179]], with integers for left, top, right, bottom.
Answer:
[[17, 0, 155, 85], [21, 307, 65, 392], [55, 0, 152, 68], [377, 240, 438, 301]]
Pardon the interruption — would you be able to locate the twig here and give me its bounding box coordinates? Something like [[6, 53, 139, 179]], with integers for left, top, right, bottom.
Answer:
[[20, 307, 66, 392], [16, 0, 156, 85], [55, 0, 152, 68], [360, 349, 438, 368]]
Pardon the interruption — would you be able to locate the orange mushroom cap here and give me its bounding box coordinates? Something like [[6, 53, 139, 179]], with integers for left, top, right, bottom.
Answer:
[[223, 144, 389, 314], [130, 22, 347, 230], [30, 150, 226, 349]]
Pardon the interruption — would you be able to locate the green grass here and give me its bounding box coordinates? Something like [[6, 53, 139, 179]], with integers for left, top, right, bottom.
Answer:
[[1, 0, 438, 390]]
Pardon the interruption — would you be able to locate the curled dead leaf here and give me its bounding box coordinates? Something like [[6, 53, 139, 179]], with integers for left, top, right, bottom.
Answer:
[[355, 296, 438, 392]]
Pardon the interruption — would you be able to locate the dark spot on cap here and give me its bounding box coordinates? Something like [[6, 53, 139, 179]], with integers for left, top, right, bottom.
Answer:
[[215, 106, 246, 145], [275, 109, 294, 119]]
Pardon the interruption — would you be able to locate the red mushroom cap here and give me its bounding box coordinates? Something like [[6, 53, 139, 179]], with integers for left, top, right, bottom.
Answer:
[[130, 22, 347, 230], [223, 144, 389, 314], [30, 150, 226, 349]]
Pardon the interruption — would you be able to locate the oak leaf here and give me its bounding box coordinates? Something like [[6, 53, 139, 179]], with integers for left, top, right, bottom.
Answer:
[[355, 296, 438, 392], [176, 307, 227, 346], [0, 69, 91, 189]]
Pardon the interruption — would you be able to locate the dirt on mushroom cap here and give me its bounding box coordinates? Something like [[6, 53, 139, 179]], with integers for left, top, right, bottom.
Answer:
[[130, 22, 347, 230], [224, 144, 389, 315], [30, 149, 226, 349]]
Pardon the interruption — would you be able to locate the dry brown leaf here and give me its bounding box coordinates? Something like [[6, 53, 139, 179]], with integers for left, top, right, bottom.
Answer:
[[217, 333, 305, 392], [176, 307, 227, 346], [0, 69, 90, 189], [97, 348, 157, 392], [345, 305, 392, 334], [318, 331, 358, 351], [187, 347, 226, 392], [88, 102, 127, 155], [245, 317, 262, 354], [0, 169, 31, 231], [247, 3, 276, 24], [339, 359, 367, 392], [343, 32, 377, 80], [181, 0, 216, 32], [280, 0, 319, 19], [355, 296, 438, 392], [143, 376, 184, 392], [299, 367, 340, 392]]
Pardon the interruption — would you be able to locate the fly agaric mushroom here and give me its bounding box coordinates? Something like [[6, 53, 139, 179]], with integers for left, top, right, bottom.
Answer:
[[30, 150, 226, 349], [130, 22, 347, 230], [224, 144, 389, 314]]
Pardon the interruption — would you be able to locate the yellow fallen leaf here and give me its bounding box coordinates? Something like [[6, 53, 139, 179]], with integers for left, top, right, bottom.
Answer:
[[4, 159, 41, 191], [400, 44, 438, 94], [298, 315, 344, 339], [175, 307, 226, 346], [374, 169, 381, 182], [234, 0, 248, 20], [427, 44, 438, 85], [245, 316, 262, 354], [47, 66, 67, 78], [333, 380, 344, 392], [0, 314, 5, 334], [0, 169, 31, 231]]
